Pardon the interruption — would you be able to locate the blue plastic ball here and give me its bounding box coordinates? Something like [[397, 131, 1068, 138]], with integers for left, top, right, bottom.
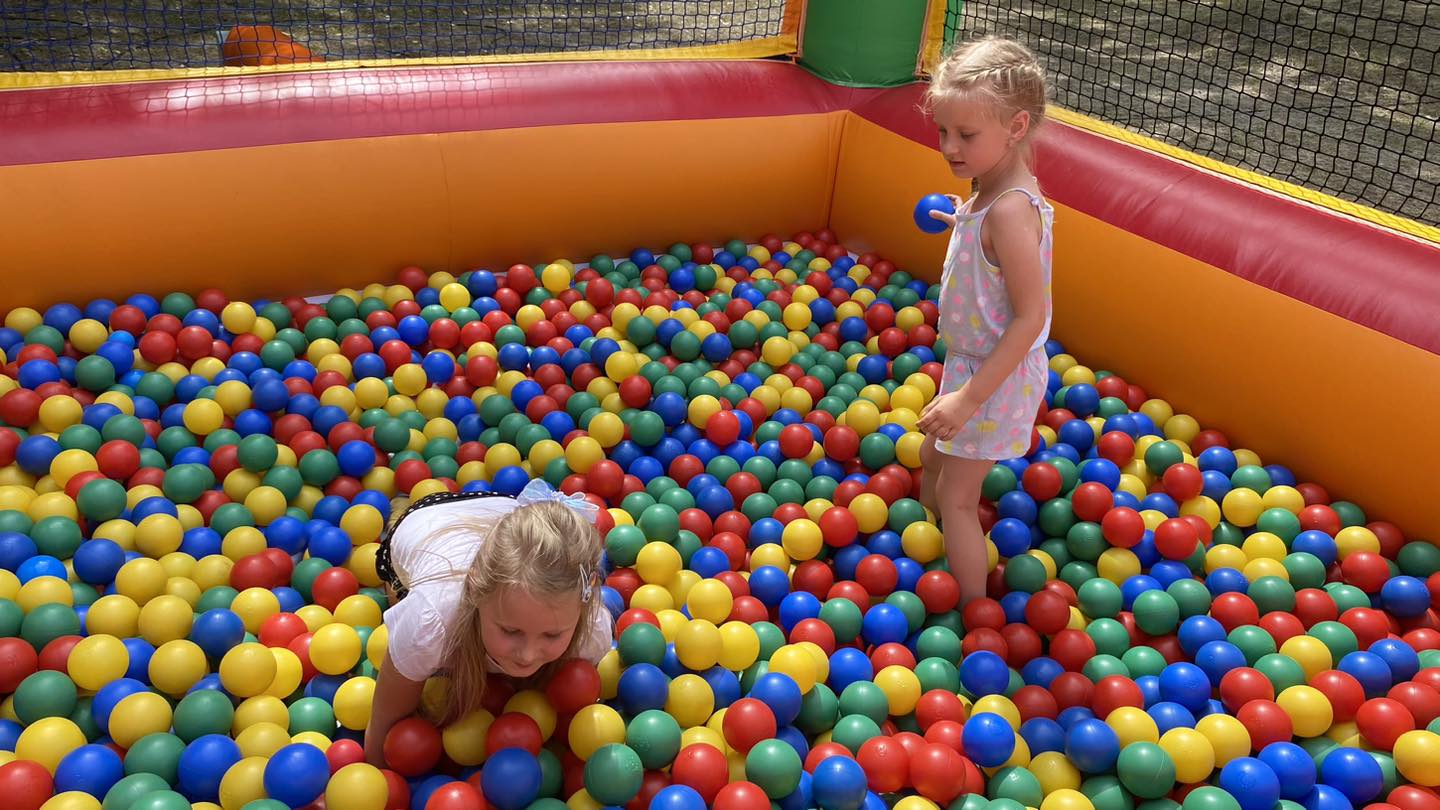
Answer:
[[913, 194, 956, 234], [811, 754, 868, 810], [1219, 757, 1282, 810], [263, 743, 330, 808], [481, 748, 543, 810]]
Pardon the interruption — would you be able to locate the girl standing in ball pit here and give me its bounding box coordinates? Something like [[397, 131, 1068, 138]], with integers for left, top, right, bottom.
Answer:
[[915, 37, 1055, 608], [363, 479, 614, 767]]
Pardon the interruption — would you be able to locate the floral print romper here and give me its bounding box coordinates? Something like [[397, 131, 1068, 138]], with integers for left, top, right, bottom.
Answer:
[[933, 187, 1054, 461]]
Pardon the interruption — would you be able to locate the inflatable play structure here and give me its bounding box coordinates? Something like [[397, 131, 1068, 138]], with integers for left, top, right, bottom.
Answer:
[[1, 2, 1439, 809]]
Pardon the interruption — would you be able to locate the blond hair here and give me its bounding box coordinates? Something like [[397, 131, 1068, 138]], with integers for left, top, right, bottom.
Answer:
[[924, 37, 1048, 148], [389, 496, 604, 725]]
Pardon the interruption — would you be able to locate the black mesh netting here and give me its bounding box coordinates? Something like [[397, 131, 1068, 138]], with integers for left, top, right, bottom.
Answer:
[[1, 2, 790, 71], [946, 0, 1439, 226]]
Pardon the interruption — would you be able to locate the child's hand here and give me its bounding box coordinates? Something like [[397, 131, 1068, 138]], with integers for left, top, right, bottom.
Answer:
[[917, 391, 978, 441], [928, 194, 963, 228]]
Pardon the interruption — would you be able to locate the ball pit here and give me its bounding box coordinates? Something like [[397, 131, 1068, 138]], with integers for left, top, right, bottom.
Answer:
[[0, 229, 1437, 810]]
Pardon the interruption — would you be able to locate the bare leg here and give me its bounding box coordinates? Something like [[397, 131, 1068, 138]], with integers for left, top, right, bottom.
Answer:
[[937, 454, 997, 608], [919, 435, 940, 518]]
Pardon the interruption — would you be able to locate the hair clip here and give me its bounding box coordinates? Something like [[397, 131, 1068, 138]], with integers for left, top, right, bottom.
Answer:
[[516, 478, 601, 523]]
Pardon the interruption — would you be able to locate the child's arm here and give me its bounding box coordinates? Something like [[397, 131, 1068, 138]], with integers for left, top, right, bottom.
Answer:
[[364, 655, 428, 767], [919, 194, 1047, 438]]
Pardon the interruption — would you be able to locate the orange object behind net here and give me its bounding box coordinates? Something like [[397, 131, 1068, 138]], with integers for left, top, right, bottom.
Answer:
[[222, 25, 324, 66]]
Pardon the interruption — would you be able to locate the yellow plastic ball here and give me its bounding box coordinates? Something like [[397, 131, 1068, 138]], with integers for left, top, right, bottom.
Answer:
[[873, 665, 921, 715], [666, 674, 716, 729], [231, 586, 281, 634], [220, 642, 278, 698], [900, 522, 943, 564], [40, 793, 102, 810], [1395, 730, 1440, 786], [1195, 713, 1251, 767], [235, 721, 290, 759], [311, 623, 363, 675], [769, 645, 819, 695], [1280, 635, 1333, 680], [504, 690, 559, 742], [16, 576, 72, 612], [218, 755, 269, 810], [183, 398, 225, 435], [222, 302, 258, 334], [149, 639, 209, 696], [674, 619, 723, 671], [781, 302, 812, 331], [588, 411, 625, 448], [636, 542, 683, 584], [1335, 526, 1381, 560], [1030, 750, 1082, 794], [84, 594, 140, 637], [760, 336, 795, 367], [781, 519, 823, 562], [564, 436, 604, 474], [441, 708, 494, 766], [114, 557, 167, 604], [325, 762, 390, 810], [569, 704, 626, 760], [1159, 727, 1216, 785], [14, 714, 86, 772], [137, 594, 194, 644], [1107, 705, 1159, 746], [66, 634, 129, 692], [234, 695, 290, 733], [848, 493, 889, 534], [1222, 488, 1264, 527], [328, 676, 376, 732], [265, 647, 304, 699], [335, 594, 383, 628], [1041, 789, 1095, 810], [717, 621, 761, 672], [1098, 547, 1141, 584], [893, 798, 940, 810], [685, 579, 734, 625], [1276, 685, 1333, 738], [108, 691, 173, 748]]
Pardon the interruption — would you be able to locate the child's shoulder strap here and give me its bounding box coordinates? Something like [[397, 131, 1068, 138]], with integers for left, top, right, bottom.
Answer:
[[380, 490, 517, 548]]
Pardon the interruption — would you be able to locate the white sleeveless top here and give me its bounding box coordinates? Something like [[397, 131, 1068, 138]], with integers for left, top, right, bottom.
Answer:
[[938, 187, 1055, 358]]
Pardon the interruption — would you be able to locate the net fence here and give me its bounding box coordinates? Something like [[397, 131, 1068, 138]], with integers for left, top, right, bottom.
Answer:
[[1, 1, 791, 72], [946, 0, 1439, 226]]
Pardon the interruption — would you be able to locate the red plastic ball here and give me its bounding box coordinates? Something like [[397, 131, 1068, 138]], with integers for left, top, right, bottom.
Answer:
[[1356, 697, 1416, 749], [778, 424, 815, 459], [1092, 675, 1145, 719], [384, 717, 443, 777], [856, 736, 910, 794], [1237, 699, 1293, 750], [855, 554, 898, 596], [1210, 592, 1261, 631], [0, 759, 53, 810], [311, 566, 360, 611], [672, 743, 729, 803], [963, 598, 1007, 632], [909, 743, 965, 803], [1013, 684, 1060, 722], [545, 659, 601, 715], [258, 612, 309, 648], [722, 698, 777, 753], [1049, 629, 1096, 672], [1342, 551, 1392, 594], [712, 781, 773, 810], [1310, 669, 1367, 723], [1023, 590, 1070, 635], [0, 637, 38, 693], [486, 712, 543, 756], [915, 690, 966, 730]]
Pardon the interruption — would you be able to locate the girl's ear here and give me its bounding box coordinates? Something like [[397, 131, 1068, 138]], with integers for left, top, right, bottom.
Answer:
[[1008, 110, 1031, 147]]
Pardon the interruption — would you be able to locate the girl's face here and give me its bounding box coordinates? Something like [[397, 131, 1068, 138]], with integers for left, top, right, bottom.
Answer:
[[933, 94, 1026, 180], [479, 587, 582, 678]]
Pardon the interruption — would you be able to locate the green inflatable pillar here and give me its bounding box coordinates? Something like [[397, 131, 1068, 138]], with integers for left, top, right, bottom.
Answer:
[[799, 0, 939, 87]]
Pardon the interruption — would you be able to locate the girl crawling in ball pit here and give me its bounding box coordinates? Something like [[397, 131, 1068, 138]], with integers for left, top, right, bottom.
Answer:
[[363, 480, 613, 766]]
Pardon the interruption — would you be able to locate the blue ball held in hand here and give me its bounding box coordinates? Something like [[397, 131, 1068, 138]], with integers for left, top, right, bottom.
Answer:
[[914, 193, 956, 233]]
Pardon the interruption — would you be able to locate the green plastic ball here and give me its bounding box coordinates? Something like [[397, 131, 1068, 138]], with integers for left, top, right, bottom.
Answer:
[[584, 743, 644, 806]]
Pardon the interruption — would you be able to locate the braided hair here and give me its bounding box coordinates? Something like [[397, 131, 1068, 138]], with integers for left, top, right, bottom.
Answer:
[[924, 37, 1049, 145]]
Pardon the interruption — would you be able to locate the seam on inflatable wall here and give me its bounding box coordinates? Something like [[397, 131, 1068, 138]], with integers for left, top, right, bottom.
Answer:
[[1048, 107, 1440, 246], [0, 39, 801, 92]]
